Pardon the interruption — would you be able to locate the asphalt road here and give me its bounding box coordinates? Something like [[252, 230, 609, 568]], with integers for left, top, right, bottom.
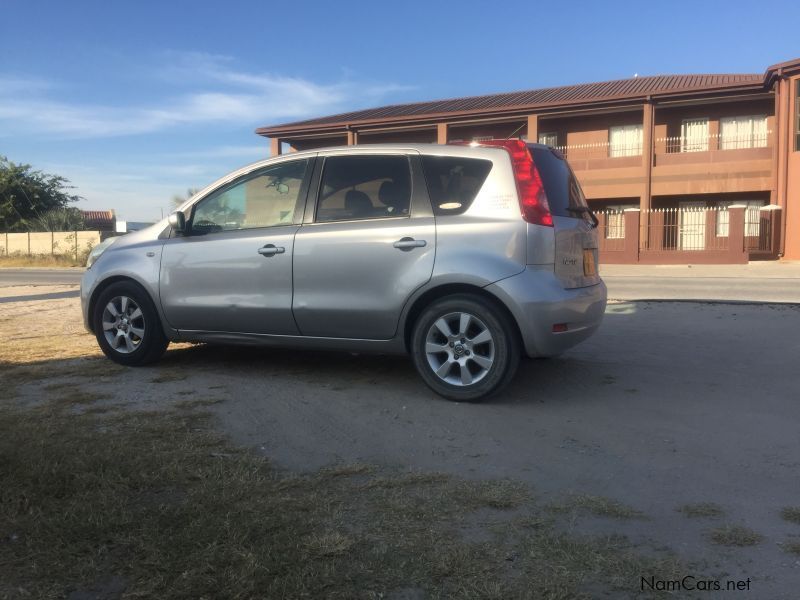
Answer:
[[0, 268, 84, 286], [2, 267, 799, 304], [603, 275, 800, 303]]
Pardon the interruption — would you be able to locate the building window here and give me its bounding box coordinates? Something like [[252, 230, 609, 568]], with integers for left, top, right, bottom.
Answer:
[[538, 132, 558, 147], [601, 204, 637, 239], [720, 115, 768, 149], [608, 125, 642, 157], [681, 118, 709, 152], [715, 201, 765, 237]]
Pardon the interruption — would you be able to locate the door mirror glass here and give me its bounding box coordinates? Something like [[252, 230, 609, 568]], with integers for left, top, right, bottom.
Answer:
[[168, 211, 186, 233]]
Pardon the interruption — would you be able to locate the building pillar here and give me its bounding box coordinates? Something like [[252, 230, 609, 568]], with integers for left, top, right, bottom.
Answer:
[[642, 102, 654, 214], [527, 114, 539, 143], [347, 129, 358, 145], [708, 119, 720, 150], [437, 123, 448, 144], [270, 137, 282, 157]]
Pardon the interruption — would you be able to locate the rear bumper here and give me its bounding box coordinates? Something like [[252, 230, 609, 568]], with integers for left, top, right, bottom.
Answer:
[[486, 267, 607, 357]]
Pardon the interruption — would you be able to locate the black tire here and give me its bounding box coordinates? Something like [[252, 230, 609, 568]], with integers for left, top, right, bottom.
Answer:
[[92, 281, 168, 366], [410, 294, 520, 402]]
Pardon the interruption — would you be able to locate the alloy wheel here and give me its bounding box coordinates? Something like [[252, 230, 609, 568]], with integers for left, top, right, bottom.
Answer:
[[101, 295, 145, 354], [424, 311, 495, 386]]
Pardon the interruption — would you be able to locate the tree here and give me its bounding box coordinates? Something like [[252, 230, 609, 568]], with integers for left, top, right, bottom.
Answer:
[[0, 156, 83, 232], [33, 207, 86, 232], [171, 188, 200, 208]]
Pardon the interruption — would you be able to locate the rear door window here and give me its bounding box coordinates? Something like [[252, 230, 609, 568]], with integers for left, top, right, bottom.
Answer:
[[421, 156, 492, 215], [528, 146, 592, 223], [316, 155, 411, 222]]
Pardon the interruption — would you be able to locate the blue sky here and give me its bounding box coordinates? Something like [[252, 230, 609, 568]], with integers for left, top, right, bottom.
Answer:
[[1, 0, 799, 221]]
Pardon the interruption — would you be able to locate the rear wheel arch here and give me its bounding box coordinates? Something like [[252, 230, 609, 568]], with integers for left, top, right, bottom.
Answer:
[[403, 283, 523, 353]]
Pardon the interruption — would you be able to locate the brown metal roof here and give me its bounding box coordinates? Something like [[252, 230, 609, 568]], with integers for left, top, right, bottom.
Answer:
[[81, 210, 115, 228], [257, 72, 766, 137]]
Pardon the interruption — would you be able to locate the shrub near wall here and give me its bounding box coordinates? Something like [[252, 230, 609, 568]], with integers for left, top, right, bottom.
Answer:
[[0, 231, 101, 263]]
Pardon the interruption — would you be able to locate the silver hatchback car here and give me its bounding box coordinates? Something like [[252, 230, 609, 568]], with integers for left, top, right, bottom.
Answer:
[[81, 140, 606, 401]]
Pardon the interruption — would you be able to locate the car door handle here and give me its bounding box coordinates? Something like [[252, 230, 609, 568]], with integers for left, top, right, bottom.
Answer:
[[393, 237, 427, 250], [258, 244, 285, 257]]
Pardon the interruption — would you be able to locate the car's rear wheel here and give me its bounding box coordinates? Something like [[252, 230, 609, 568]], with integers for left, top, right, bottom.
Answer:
[[411, 295, 520, 402], [93, 281, 168, 366]]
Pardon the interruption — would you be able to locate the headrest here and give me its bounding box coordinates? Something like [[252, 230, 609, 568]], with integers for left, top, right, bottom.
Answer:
[[344, 190, 373, 217], [379, 181, 408, 212]]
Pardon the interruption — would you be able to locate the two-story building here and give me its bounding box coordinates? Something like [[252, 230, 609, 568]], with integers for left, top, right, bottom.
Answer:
[[256, 57, 800, 263]]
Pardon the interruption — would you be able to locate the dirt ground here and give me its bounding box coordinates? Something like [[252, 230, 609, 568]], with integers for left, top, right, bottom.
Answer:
[[3, 284, 800, 598]]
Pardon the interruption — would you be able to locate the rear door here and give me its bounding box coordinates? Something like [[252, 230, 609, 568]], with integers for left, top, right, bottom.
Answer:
[[529, 146, 601, 289], [292, 152, 435, 339]]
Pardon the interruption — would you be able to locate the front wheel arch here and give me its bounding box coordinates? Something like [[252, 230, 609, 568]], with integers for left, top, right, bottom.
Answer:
[[88, 276, 158, 334]]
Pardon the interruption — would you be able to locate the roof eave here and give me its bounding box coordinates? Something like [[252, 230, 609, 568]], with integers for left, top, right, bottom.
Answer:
[[256, 81, 769, 139]]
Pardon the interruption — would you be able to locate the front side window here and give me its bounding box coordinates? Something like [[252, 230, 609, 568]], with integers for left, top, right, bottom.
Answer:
[[720, 115, 768, 149], [191, 159, 310, 235], [608, 125, 642, 157], [681, 118, 709, 152], [316, 155, 411, 222]]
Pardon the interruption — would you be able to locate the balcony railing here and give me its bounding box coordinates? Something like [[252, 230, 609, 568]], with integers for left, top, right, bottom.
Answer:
[[553, 141, 642, 160], [595, 205, 782, 264], [656, 131, 772, 154]]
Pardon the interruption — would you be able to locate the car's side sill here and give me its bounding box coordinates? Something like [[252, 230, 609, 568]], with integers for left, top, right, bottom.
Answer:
[[173, 329, 407, 355]]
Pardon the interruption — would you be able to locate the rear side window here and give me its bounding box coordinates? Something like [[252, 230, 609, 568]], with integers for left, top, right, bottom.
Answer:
[[529, 147, 591, 222], [316, 155, 411, 223], [421, 156, 492, 215]]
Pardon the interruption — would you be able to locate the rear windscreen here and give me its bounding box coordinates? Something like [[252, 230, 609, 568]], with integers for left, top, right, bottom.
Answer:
[[421, 155, 493, 215], [528, 146, 591, 222]]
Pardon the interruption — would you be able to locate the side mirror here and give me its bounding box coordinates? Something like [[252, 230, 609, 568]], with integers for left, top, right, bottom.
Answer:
[[168, 211, 186, 234]]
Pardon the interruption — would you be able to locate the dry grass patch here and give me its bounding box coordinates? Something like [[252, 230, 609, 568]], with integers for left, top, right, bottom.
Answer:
[[677, 502, 725, 518], [547, 495, 645, 520], [780, 506, 800, 525], [783, 541, 800, 555], [708, 525, 763, 547], [0, 400, 688, 599], [0, 255, 85, 267], [149, 372, 189, 384]]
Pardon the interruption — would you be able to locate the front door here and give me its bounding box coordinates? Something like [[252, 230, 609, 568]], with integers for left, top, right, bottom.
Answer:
[[160, 157, 313, 334], [292, 153, 435, 339]]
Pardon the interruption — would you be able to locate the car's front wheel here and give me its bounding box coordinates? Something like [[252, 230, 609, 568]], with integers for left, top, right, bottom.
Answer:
[[411, 295, 520, 402], [92, 281, 168, 366]]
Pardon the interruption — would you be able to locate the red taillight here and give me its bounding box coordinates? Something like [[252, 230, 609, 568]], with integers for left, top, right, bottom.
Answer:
[[457, 139, 553, 227]]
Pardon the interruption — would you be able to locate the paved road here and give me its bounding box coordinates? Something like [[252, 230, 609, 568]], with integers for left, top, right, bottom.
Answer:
[[3, 267, 798, 304], [0, 268, 84, 286], [604, 275, 800, 303]]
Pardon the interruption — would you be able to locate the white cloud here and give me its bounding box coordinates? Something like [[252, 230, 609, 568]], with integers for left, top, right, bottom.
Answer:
[[0, 53, 413, 139]]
